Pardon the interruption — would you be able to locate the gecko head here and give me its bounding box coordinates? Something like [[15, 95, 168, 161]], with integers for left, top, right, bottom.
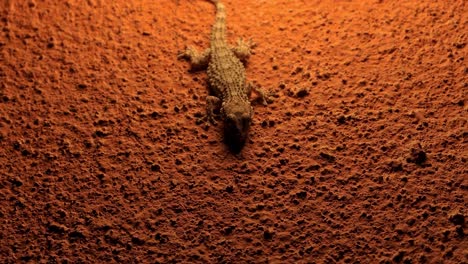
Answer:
[[222, 100, 253, 153]]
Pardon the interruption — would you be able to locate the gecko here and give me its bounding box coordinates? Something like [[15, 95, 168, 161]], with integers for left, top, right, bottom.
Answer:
[[178, 0, 269, 153]]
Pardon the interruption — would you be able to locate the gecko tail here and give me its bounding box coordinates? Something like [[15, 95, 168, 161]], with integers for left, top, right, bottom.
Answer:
[[208, 0, 226, 45]]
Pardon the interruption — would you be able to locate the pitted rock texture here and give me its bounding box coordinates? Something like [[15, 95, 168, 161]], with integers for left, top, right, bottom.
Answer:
[[0, 0, 466, 263]]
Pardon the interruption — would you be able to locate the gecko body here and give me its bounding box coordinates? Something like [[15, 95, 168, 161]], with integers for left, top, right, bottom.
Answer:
[[179, 0, 268, 152]]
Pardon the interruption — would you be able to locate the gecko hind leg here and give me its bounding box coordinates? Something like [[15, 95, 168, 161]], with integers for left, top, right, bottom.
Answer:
[[178, 46, 211, 71], [231, 38, 256, 64]]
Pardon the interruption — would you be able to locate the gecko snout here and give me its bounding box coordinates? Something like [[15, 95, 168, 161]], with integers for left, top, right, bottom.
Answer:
[[224, 112, 251, 153]]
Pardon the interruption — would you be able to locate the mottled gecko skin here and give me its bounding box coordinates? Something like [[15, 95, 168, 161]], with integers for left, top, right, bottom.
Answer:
[[178, 0, 268, 153]]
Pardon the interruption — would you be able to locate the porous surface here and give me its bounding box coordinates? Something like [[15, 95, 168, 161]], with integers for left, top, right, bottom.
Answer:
[[0, 0, 466, 263]]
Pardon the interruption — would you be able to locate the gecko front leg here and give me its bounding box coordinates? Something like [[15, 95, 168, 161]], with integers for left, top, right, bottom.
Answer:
[[247, 82, 270, 106], [196, 95, 222, 126]]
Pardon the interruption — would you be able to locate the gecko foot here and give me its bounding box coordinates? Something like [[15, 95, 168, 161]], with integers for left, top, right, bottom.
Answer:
[[247, 82, 272, 106], [196, 113, 217, 127], [195, 95, 221, 127], [232, 38, 256, 62], [178, 46, 210, 71]]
